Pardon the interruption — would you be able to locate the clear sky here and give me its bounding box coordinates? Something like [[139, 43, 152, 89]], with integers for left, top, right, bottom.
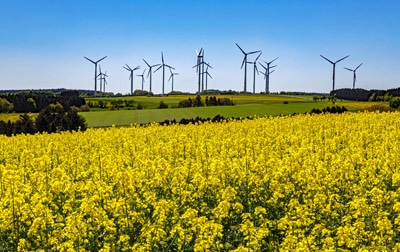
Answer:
[[1, 0, 399, 94]]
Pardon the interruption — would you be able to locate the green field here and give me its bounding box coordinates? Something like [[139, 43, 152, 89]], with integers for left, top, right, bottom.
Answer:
[[81, 94, 379, 127]]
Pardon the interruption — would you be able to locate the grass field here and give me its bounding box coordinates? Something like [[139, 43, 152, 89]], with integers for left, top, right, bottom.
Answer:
[[0, 113, 34, 122], [81, 94, 382, 127]]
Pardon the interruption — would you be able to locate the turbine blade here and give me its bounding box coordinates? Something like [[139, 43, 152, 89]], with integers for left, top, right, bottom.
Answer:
[[248, 50, 261, 55], [258, 62, 267, 70], [320, 55, 334, 64], [355, 63, 363, 71], [161, 52, 164, 64], [125, 64, 132, 70], [269, 57, 279, 64], [344, 67, 353, 72], [96, 56, 107, 63], [335, 55, 349, 63], [255, 52, 262, 62], [255, 65, 259, 74], [154, 65, 162, 72], [133, 66, 140, 71], [84, 57, 95, 64], [235, 43, 245, 54], [123, 66, 130, 71], [143, 59, 150, 67]]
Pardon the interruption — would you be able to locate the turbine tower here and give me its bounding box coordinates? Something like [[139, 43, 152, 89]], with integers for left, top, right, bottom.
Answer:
[[320, 54, 349, 91], [84, 56, 107, 95], [143, 59, 160, 93], [204, 64, 212, 91], [168, 68, 179, 92], [193, 49, 212, 94], [123, 64, 140, 95], [96, 65, 108, 93], [137, 69, 146, 91], [344, 63, 363, 89], [236, 43, 261, 93], [101, 74, 108, 93], [194, 48, 203, 94], [259, 57, 278, 94], [247, 52, 262, 94], [154, 52, 174, 95]]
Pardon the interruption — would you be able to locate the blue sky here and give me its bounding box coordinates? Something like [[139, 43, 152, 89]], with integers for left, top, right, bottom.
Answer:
[[1, 0, 399, 94]]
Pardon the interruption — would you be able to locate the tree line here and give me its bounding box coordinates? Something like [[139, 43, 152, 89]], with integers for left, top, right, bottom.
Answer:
[[331, 88, 400, 101], [178, 95, 234, 108], [0, 103, 87, 136], [0, 90, 85, 113]]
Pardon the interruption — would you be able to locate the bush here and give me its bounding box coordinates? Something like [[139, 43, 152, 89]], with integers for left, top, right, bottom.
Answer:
[[365, 104, 394, 112], [158, 101, 168, 109], [283, 101, 289, 104], [389, 97, 400, 109], [0, 98, 14, 113], [137, 103, 143, 110]]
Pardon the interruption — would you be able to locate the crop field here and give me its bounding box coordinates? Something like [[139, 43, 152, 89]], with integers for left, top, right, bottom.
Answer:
[[0, 113, 31, 123], [82, 94, 378, 127], [1, 111, 400, 251], [81, 102, 334, 128]]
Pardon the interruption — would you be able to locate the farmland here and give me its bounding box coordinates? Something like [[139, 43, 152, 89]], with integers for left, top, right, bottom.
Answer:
[[81, 94, 379, 127], [1, 111, 400, 250]]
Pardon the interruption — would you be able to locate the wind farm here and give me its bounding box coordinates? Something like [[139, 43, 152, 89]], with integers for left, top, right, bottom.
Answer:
[[2, 2, 400, 251], [77, 46, 377, 100]]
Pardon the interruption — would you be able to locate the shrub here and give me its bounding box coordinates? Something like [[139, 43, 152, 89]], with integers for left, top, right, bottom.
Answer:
[[158, 101, 168, 109], [0, 98, 14, 113], [389, 97, 400, 109], [283, 101, 289, 104], [365, 104, 394, 112]]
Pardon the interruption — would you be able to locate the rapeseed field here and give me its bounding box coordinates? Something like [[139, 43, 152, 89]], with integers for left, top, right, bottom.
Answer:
[[1, 111, 400, 251]]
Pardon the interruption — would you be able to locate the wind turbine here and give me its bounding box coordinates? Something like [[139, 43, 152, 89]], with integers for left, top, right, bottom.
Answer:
[[143, 59, 160, 93], [137, 69, 146, 91], [84, 56, 107, 95], [344, 63, 363, 89], [193, 50, 212, 94], [259, 57, 278, 94], [96, 65, 108, 93], [259, 64, 276, 94], [236, 43, 261, 93], [168, 68, 179, 92], [154, 52, 174, 95], [247, 52, 262, 94], [101, 74, 108, 93], [194, 48, 203, 94], [123, 64, 140, 95], [320, 54, 349, 91], [204, 64, 212, 91]]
